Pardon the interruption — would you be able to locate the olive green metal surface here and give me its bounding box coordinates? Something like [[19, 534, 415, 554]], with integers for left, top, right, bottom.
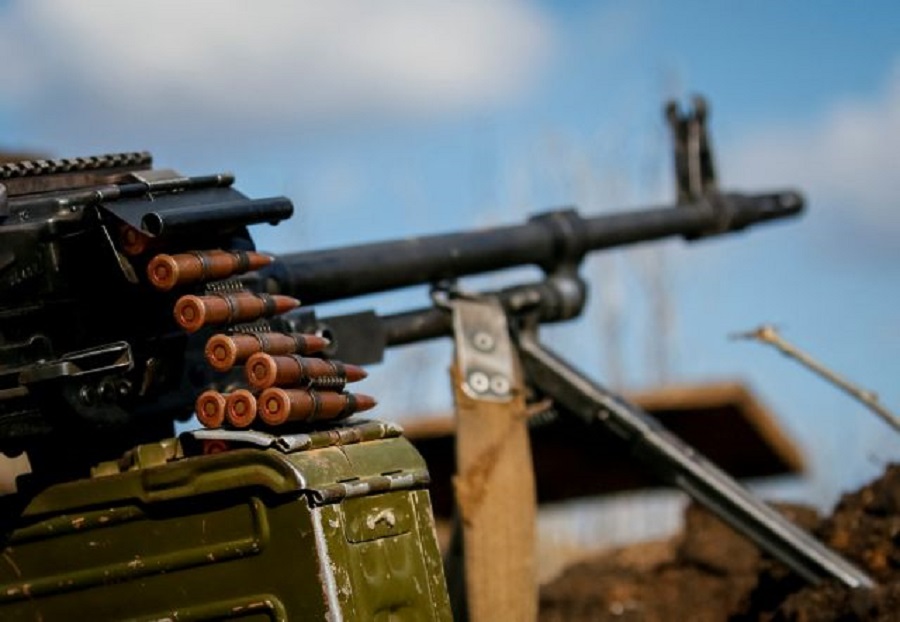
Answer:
[[0, 423, 451, 621]]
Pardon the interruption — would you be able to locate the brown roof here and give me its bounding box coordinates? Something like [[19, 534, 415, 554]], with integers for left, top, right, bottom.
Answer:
[[400, 380, 804, 518]]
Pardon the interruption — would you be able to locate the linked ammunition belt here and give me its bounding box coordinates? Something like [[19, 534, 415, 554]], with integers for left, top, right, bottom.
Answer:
[[147, 249, 375, 436]]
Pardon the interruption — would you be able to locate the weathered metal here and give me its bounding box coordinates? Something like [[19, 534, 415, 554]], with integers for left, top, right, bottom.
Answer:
[[0, 421, 451, 621]]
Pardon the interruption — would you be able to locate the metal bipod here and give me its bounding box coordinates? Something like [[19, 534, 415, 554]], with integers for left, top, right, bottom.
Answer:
[[514, 323, 875, 590]]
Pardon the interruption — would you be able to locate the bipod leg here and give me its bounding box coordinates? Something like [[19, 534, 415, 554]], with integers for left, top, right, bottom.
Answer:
[[517, 331, 874, 590]]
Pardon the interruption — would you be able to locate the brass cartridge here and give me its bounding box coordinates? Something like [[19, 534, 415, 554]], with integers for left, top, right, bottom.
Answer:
[[195, 390, 227, 429], [205, 332, 330, 372], [120, 224, 155, 256], [148, 250, 273, 291], [258, 388, 376, 426], [174, 293, 300, 333], [245, 353, 366, 390], [224, 389, 258, 429]]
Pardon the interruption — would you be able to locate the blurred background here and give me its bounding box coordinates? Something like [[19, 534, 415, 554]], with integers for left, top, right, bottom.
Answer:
[[1, 0, 898, 576]]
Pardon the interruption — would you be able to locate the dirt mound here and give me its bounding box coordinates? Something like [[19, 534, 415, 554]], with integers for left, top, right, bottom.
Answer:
[[741, 465, 900, 620], [540, 465, 900, 621]]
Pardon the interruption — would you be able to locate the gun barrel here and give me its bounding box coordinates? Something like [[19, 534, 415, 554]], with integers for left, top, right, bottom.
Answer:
[[271, 191, 802, 305]]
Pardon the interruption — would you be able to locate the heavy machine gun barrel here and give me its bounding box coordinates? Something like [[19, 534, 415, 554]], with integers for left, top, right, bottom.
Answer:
[[271, 190, 802, 305]]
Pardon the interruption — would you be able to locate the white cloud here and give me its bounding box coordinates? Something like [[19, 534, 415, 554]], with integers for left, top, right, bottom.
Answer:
[[0, 0, 553, 145], [726, 61, 900, 241]]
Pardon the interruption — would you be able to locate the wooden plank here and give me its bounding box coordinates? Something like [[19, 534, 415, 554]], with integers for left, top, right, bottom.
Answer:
[[452, 364, 537, 622]]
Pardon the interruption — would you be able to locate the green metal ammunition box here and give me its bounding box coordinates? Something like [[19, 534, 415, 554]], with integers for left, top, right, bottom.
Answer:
[[0, 421, 452, 621]]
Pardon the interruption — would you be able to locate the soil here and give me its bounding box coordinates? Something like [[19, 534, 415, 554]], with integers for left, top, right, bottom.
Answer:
[[539, 465, 900, 621]]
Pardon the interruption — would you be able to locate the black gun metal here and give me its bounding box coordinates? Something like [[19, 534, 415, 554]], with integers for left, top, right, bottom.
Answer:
[[516, 331, 875, 589], [271, 192, 802, 305]]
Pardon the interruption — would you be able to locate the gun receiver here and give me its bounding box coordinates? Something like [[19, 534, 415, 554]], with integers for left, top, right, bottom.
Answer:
[[0, 155, 801, 465], [0, 153, 293, 471]]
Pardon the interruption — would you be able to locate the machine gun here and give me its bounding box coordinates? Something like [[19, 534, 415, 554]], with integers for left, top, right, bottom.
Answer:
[[0, 99, 873, 620], [258, 100, 876, 603]]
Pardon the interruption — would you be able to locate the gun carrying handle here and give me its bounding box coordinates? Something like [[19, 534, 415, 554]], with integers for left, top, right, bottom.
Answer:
[[449, 298, 537, 622]]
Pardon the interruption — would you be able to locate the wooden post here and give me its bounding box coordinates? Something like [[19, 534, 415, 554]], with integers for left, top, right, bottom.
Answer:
[[451, 360, 537, 621]]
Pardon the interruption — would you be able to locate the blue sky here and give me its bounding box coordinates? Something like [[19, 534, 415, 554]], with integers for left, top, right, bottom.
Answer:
[[1, 0, 897, 508]]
